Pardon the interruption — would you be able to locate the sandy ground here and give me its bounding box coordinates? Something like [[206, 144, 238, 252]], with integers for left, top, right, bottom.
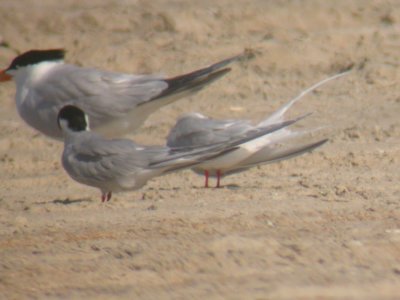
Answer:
[[1, 0, 400, 299]]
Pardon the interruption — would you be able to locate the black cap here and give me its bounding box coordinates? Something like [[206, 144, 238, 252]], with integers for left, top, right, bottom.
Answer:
[[57, 105, 88, 132], [7, 49, 65, 70]]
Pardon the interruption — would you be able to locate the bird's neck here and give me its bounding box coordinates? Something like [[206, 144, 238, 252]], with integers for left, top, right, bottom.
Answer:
[[13, 60, 63, 110]]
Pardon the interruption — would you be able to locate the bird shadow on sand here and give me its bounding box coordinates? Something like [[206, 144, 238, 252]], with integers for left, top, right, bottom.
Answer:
[[187, 184, 263, 190], [52, 198, 93, 205], [146, 186, 182, 192], [146, 185, 247, 191]]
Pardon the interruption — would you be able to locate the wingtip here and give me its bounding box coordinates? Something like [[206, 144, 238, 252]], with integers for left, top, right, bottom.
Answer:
[[210, 49, 256, 69], [316, 138, 329, 147]]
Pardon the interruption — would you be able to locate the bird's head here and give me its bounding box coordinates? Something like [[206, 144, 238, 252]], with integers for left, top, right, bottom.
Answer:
[[57, 105, 90, 133], [0, 49, 65, 82]]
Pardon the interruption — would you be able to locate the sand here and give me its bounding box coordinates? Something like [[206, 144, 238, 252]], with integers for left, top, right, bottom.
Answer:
[[0, 0, 400, 299]]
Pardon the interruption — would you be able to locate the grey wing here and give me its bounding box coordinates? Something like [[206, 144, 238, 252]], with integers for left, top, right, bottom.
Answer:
[[68, 134, 215, 178], [167, 113, 253, 148], [34, 55, 240, 138], [63, 135, 150, 188], [158, 117, 305, 171], [35, 64, 168, 125]]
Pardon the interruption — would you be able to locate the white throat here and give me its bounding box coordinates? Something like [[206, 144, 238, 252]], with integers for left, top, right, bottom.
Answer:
[[12, 60, 63, 106]]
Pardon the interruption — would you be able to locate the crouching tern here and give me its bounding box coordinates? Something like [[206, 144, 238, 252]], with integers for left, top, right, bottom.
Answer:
[[0, 49, 244, 139], [166, 72, 349, 187], [57, 105, 303, 202]]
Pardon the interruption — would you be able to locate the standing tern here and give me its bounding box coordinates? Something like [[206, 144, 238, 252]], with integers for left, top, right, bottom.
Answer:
[[58, 105, 302, 202], [166, 72, 349, 187], [0, 49, 244, 139]]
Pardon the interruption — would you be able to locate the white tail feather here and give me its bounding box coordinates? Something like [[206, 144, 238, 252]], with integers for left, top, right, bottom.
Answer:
[[258, 71, 350, 127]]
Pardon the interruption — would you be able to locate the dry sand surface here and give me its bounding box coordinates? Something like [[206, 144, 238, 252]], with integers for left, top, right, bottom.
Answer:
[[1, 0, 400, 299]]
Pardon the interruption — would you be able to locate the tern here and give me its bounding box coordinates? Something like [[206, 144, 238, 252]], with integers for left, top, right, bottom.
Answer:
[[166, 72, 349, 187], [58, 105, 302, 202], [0, 49, 244, 139]]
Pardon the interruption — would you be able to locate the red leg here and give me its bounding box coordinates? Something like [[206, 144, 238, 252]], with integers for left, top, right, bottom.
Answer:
[[204, 170, 209, 188], [101, 191, 112, 202], [216, 170, 222, 188]]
